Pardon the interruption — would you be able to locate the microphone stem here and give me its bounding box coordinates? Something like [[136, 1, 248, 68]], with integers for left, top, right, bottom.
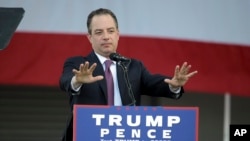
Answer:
[[118, 61, 136, 106]]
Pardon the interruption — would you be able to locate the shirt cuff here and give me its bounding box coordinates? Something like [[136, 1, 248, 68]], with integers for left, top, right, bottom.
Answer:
[[71, 76, 82, 94], [169, 84, 181, 94]]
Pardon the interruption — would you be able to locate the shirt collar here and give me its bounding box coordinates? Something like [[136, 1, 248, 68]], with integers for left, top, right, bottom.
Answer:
[[94, 52, 116, 65]]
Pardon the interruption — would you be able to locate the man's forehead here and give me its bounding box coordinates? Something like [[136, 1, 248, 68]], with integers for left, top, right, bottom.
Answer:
[[91, 15, 116, 27], [94, 27, 115, 31]]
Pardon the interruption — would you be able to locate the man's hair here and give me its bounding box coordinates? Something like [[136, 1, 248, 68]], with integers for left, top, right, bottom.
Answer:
[[87, 8, 119, 34]]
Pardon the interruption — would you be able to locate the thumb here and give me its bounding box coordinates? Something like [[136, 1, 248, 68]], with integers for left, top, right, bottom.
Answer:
[[94, 75, 104, 81], [164, 78, 171, 84]]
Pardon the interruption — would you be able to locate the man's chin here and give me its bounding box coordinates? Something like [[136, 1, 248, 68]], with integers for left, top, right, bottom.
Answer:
[[101, 51, 114, 58], [104, 49, 115, 54]]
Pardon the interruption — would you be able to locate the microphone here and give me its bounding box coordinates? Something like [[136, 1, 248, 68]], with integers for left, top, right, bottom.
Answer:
[[109, 53, 130, 62], [110, 53, 135, 106]]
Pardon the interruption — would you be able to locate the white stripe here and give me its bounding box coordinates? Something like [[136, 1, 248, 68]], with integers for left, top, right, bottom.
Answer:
[[1, 0, 250, 45]]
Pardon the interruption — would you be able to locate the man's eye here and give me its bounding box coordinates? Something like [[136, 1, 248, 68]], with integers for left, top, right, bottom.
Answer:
[[95, 32, 102, 35]]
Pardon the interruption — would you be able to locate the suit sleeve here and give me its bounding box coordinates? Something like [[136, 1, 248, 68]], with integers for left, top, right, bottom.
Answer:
[[139, 61, 184, 99], [59, 56, 83, 94]]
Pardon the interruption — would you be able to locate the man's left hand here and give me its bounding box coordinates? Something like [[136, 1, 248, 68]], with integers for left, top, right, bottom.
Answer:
[[164, 62, 198, 89]]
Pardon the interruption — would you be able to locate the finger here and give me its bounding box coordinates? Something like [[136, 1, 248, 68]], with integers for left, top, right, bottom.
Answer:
[[174, 65, 180, 77], [89, 63, 97, 73], [186, 70, 198, 78], [82, 61, 89, 72], [179, 62, 187, 74], [184, 65, 191, 74], [79, 64, 84, 72]]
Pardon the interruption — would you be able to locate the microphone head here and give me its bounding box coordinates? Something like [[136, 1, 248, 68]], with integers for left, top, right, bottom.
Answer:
[[109, 53, 130, 62], [109, 53, 119, 61]]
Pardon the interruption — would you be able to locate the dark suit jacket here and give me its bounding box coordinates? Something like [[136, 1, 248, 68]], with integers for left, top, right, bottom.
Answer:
[[59, 51, 183, 141]]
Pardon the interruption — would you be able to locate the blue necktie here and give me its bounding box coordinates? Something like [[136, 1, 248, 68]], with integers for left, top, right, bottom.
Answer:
[[104, 60, 114, 105]]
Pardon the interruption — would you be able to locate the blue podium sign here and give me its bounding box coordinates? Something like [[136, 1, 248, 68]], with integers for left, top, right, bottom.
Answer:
[[73, 105, 199, 141]]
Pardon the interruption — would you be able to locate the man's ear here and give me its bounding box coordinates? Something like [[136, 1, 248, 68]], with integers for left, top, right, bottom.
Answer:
[[117, 29, 120, 40], [87, 34, 91, 43]]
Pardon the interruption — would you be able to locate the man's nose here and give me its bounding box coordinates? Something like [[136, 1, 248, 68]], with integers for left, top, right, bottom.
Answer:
[[102, 32, 110, 40]]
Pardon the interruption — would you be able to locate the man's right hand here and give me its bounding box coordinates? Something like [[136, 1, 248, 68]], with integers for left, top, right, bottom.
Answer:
[[72, 61, 104, 85]]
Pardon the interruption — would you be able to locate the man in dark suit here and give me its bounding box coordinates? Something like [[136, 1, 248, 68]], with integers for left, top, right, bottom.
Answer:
[[59, 8, 197, 141]]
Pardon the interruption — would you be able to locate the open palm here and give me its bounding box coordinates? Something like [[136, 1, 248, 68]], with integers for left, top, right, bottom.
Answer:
[[73, 61, 104, 84], [164, 62, 198, 88]]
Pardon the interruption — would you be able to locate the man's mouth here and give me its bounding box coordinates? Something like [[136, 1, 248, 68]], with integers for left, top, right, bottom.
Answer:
[[101, 43, 112, 46]]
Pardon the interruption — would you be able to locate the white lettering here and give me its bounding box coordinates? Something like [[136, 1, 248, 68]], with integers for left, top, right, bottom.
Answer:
[[100, 128, 172, 139], [127, 115, 141, 127], [131, 129, 141, 138], [109, 115, 122, 126], [234, 129, 247, 136], [100, 128, 109, 137], [147, 129, 156, 138], [116, 129, 125, 138], [168, 116, 180, 127], [146, 116, 163, 127], [241, 129, 247, 136], [92, 114, 181, 128], [234, 129, 241, 136], [162, 130, 171, 139], [92, 114, 105, 126]]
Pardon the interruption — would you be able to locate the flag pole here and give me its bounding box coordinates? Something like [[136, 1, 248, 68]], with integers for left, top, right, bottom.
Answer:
[[223, 92, 231, 141]]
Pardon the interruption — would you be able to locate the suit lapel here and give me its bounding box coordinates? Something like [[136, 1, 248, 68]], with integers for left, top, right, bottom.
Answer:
[[87, 52, 108, 103]]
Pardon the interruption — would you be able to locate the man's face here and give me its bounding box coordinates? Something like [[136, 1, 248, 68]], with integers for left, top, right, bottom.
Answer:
[[87, 14, 119, 58]]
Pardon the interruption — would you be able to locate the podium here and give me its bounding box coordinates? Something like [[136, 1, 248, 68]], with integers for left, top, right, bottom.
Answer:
[[73, 105, 199, 141]]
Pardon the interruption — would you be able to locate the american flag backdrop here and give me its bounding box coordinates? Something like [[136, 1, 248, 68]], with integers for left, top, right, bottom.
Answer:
[[0, 0, 250, 96]]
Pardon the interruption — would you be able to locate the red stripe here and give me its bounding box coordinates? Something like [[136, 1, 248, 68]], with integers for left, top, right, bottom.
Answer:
[[0, 32, 249, 96]]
